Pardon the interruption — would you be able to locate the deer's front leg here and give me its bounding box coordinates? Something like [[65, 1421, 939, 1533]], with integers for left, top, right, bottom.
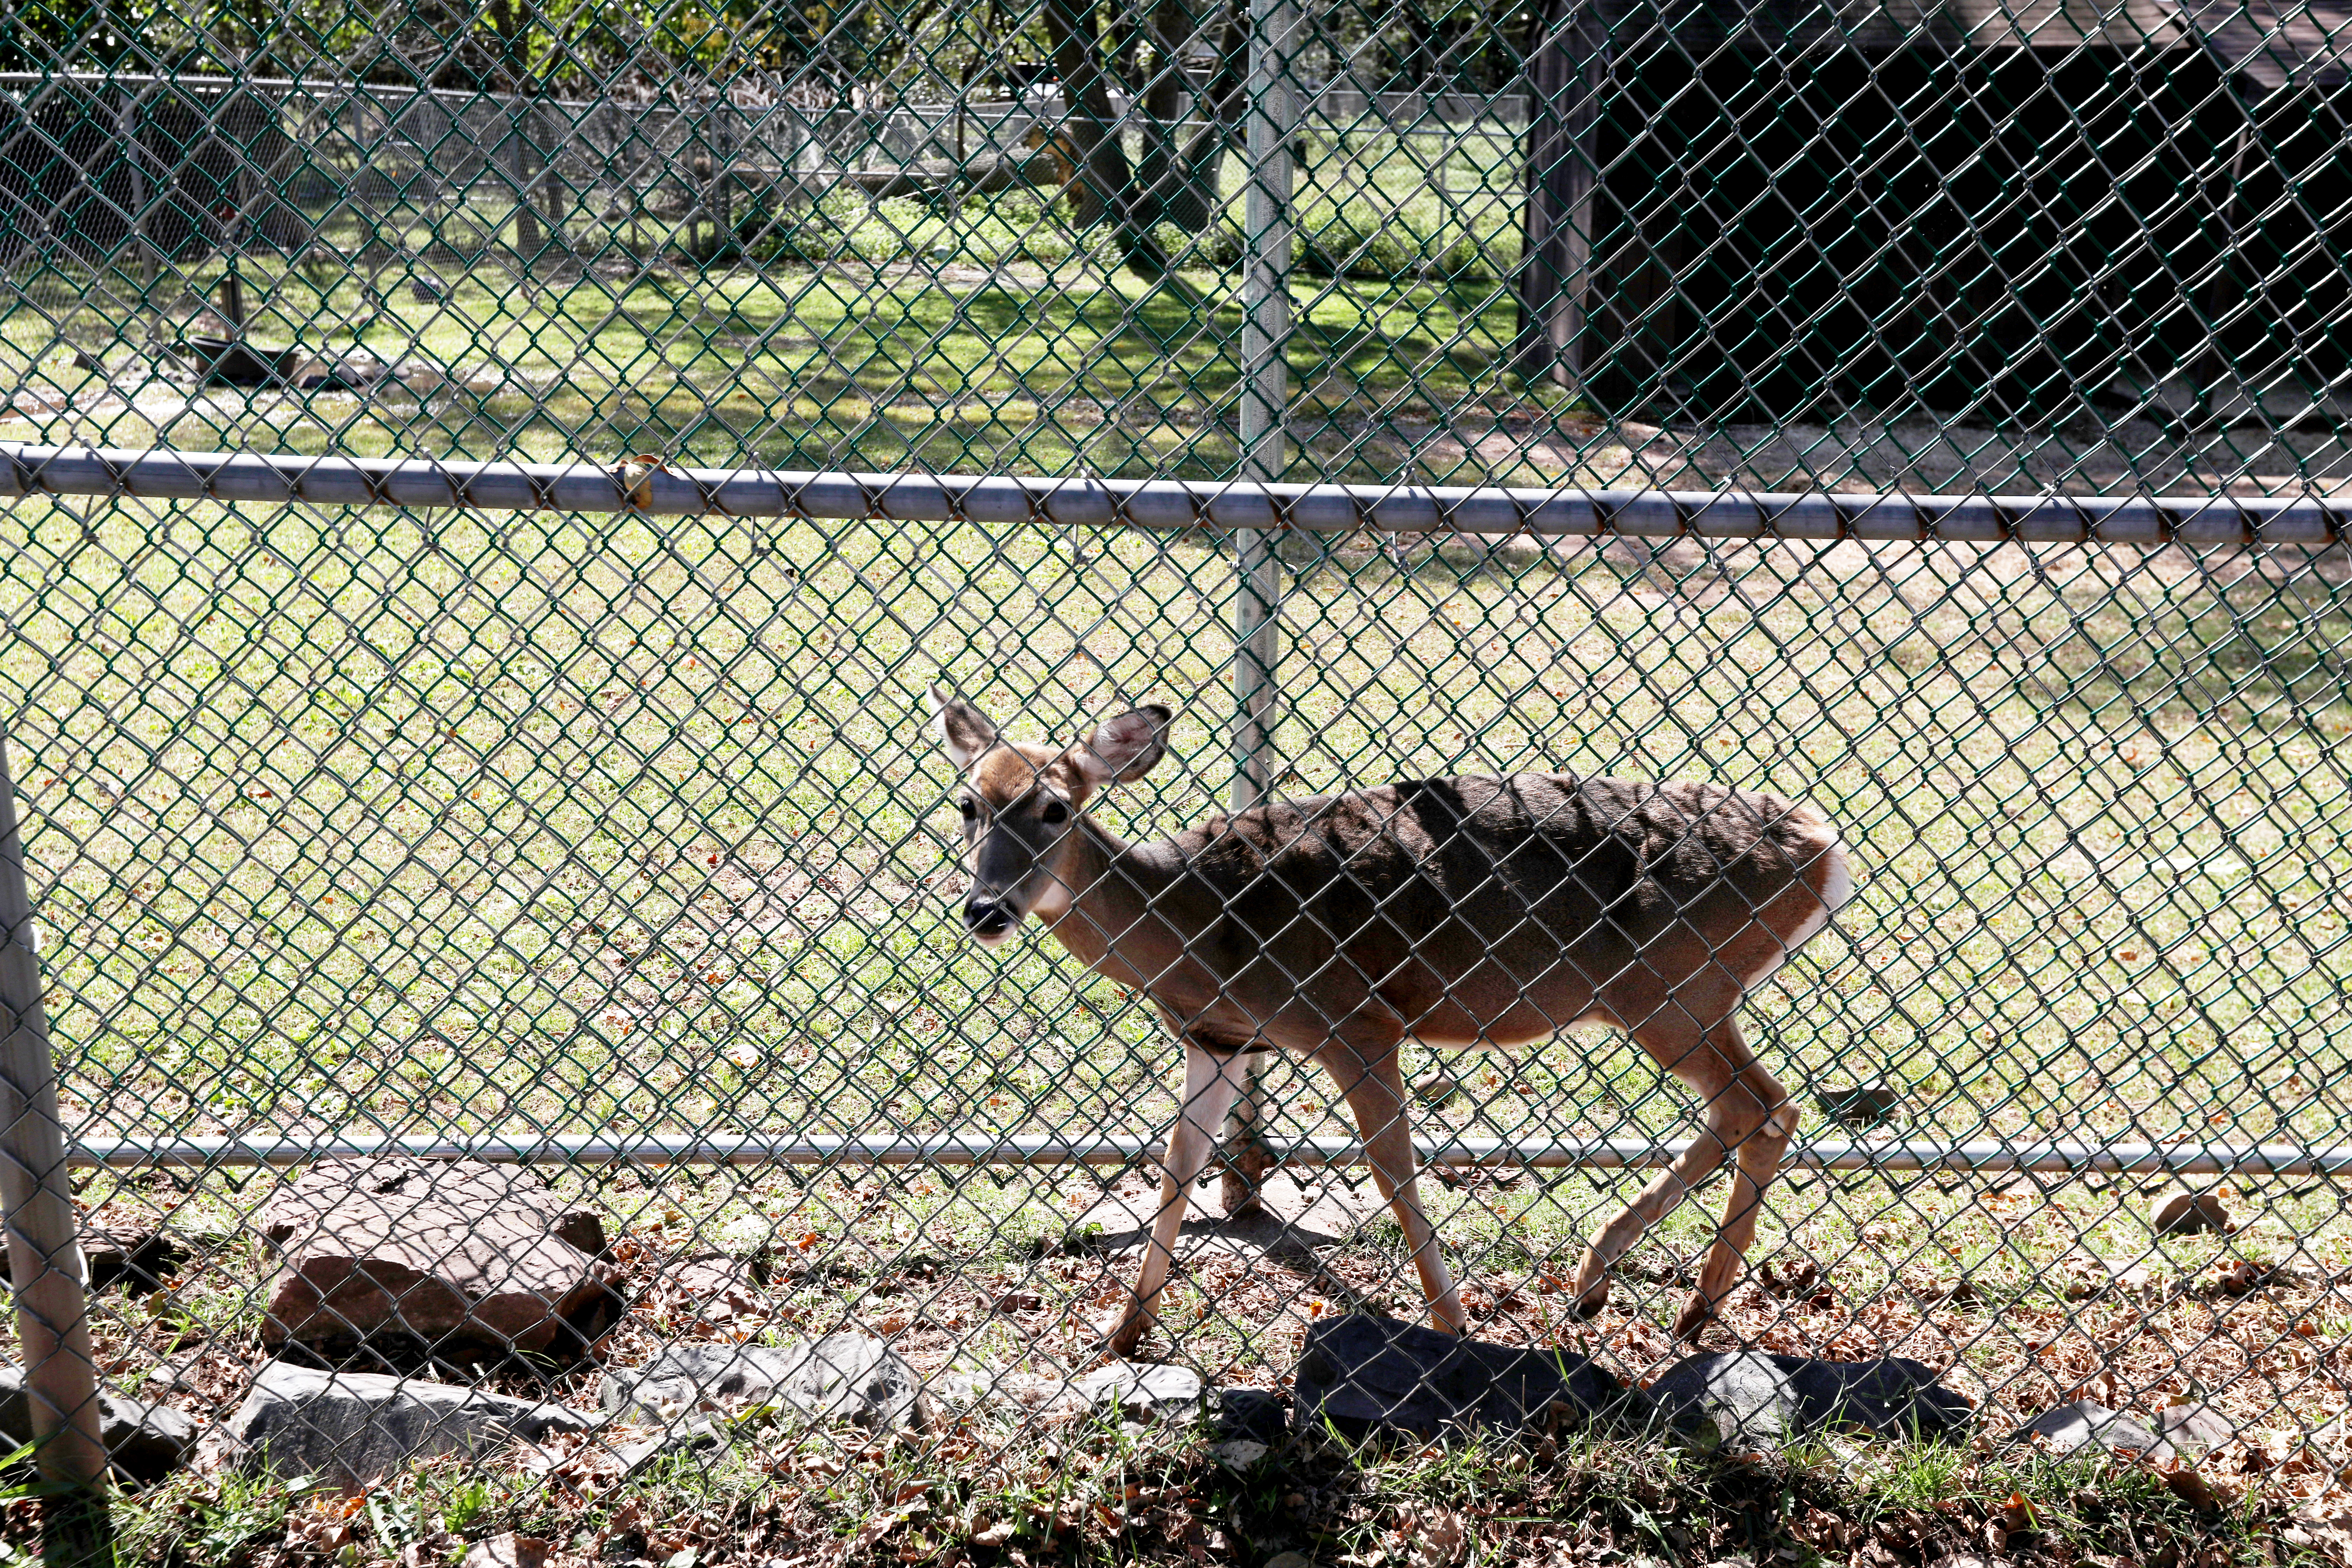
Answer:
[[1104, 1041, 1247, 1358], [1321, 1037, 1467, 1337]]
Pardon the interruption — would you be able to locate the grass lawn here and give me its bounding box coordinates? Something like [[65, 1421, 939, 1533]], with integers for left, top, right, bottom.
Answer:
[[0, 121, 1566, 489], [0, 489, 2341, 1556], [0, 123, 2347, 1562]]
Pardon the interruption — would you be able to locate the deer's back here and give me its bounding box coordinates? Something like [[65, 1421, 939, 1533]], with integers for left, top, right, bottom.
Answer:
[[1146, 773, 1841, 1048]]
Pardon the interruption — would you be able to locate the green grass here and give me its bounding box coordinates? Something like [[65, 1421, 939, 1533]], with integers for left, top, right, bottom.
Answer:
[[0, 495, 2345, 1436], [89, 1395, 2297, 1568], [0, 121, 1555, 487]]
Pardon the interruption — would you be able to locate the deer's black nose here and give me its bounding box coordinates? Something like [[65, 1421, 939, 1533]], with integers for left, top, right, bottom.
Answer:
[[965, 899, 1016, 937]]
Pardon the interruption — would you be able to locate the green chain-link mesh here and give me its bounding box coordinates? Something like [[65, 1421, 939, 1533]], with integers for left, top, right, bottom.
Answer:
[[1, 0, 2351, 1550]]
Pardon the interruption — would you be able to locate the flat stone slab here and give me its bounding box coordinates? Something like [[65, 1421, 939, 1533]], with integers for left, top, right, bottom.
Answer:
[[2158, 1401, 2233, 1459], [1079, 1363, 1202, 1421], [1649, 1352, 1973, 1449], [0, 1367, 195, 1484], [1292, 1312, 1643, 1441], [2023, 1399, 2172, 1459], [225, 1361, 596, 1489], [601, 1336, 927, 1431]]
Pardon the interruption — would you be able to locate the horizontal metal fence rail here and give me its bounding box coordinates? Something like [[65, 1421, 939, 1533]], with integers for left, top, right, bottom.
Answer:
[[64, 1130, 2352, 1177], [7, 443, 2352, 542]]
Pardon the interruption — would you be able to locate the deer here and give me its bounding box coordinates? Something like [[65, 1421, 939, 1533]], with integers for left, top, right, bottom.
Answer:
[[930, 687, 1852, 1356]]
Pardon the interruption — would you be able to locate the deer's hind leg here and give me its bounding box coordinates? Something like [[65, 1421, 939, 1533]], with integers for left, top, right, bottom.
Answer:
[[1567, 1008, 1794, 1338]]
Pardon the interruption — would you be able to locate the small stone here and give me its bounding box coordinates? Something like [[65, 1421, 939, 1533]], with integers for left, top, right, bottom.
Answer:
[[2159, 1401, 2234, 1459], [1414, 1069, 1461, 1107], [2151, 1188, 2230, 1237], [1080, 1363, 1202, 1420], [1816, 1080, 1905, 1129], [1263, 1554, 1315, 1568], [1648, 1352, 1972, 1449], [1211, 1438, 1269, 1470], [463, 1536, 551, 1568], [0, 1367, 195, 1484], [2022, 1399, 2172, 1459], [602, 1337, 926, 1431]]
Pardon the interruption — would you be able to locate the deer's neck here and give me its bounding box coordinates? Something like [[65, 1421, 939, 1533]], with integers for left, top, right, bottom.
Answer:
[[1039, 817, 1183, 986]]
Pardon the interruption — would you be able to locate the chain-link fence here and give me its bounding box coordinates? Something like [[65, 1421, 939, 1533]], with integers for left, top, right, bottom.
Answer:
[[2, 0, 2352, 1558]]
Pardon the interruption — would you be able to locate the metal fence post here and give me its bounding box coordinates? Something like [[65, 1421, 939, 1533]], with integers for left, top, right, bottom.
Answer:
[[0, 735, 112, 1564], [1219, 0, 1297, 1219]]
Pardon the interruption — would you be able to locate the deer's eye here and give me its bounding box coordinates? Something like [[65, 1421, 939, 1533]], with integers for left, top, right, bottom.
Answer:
[[959, 799, 978, 820], [1040, 799, 1069, 825]]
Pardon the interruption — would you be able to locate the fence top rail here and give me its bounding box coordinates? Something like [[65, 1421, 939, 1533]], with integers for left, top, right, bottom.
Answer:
[[2, 443, 2346, 545]]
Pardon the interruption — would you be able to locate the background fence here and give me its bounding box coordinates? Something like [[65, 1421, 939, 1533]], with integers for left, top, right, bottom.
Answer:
[[2, 0, 2352, 1558]]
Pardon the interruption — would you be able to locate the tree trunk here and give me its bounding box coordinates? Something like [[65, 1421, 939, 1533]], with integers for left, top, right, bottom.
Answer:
[[1040, 0, 1182, 278], [1513, 0, 1606, 389]]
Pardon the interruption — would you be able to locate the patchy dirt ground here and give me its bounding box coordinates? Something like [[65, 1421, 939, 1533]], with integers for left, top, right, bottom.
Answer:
[[31, 1158, 2352, 1568]]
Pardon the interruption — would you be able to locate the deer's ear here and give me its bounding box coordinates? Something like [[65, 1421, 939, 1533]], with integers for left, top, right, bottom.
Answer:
[[1070, 705, 1172, 786], [932, 685, 998, 770]]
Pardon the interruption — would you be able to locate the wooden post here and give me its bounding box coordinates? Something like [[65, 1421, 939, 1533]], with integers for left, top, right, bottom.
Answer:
[[1219, 0, 1296, 1219], [0, 736, 111, 1565]]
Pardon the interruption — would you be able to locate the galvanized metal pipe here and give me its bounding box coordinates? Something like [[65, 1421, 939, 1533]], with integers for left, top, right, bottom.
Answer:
[[0, 736, 113, 1564], [1222, 0, 1298, 1217], [63, 1130, 2352, 1177], [4, 443, 2347, 545]]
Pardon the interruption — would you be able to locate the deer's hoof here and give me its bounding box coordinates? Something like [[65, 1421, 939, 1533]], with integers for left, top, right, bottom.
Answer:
[[1099, 1310, 1151, 1360], [1671, 1293, 1715, 1340], [1567, 1279, 1609, 1320]]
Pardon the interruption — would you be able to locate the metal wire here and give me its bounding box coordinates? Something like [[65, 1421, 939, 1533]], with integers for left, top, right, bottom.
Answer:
[[3, 5, 2352, 1544]]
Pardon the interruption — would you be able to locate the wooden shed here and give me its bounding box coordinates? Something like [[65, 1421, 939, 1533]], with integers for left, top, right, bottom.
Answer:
[[1513, 0, 2352, 418]]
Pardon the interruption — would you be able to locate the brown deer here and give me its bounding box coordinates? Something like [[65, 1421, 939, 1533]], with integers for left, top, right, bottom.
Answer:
[[931, 687, 1851, 1354]]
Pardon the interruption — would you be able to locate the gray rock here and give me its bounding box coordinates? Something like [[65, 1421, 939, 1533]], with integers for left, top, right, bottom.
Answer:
[[225, 1361, 596, 1488], [2158, 1401, 2233, 1459], [0, 1367, 195, 1484], [1648, 1352, 1972, 1448], [1291, 1312, 1644, 1441], [602, 1336, 926, 1431], [2151, 1188, 2230, 1237], [1080, 1363, 1202, 1420], [2022, 1399, 2172, 1459], [1216, 1386, 1289, 1445], [1211, 1438, 1270, 1470]]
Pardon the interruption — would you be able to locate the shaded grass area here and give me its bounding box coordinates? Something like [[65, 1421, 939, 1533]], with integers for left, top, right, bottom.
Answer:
[[0, 130, 1554, 486]]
